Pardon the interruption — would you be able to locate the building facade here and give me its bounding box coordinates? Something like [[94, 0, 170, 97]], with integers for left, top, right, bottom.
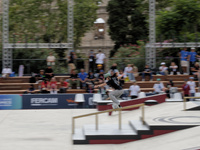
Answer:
[[77, 0, 114, 72]]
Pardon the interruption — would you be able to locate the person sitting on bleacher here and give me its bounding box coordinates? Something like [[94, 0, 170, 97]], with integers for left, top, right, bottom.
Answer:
[[95, 64, 104, 78], [159, 62, 168, 75], [45, 65, 54, 80], [118, 70, 125, 86], [78, 69, 88, 89], [187, 77, 196, 100], [35, 70, 46, 83], [86, 83, 95, 93], [129, 80, 140, 99], [49, 77, 57, 94], [86, 71, 96, 85], [142, 65, 153, 81], [190, 62, 199, 78], [41, 78, 49, 93], [59, 78, 69, 93], [24, 84, 36, 94], [109, 63, 119, 74], [165, 80, 175, 98], [2, 65, 12, 78], [153, 78, 165, 94], [103, 91, 111, 100], [124, 64, 135, 81], [169, 62, 178, 75], [69, 69, 79, 89]]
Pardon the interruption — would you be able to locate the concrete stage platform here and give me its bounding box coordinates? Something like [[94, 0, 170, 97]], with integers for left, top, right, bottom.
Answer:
[[0, 102, 200, 150]]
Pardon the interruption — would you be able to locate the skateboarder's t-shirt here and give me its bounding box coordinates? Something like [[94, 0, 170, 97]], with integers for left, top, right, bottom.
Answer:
[[106, 76, 122, 90]]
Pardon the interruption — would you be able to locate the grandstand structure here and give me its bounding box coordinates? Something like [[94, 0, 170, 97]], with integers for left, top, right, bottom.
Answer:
[[0, 75, 197, 94]]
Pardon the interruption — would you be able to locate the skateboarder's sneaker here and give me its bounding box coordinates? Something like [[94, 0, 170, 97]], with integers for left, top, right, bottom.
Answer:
[[112, 104, 119, 110]]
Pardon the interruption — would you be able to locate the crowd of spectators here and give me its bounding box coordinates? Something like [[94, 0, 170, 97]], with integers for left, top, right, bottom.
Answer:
[[4, 48, 199, 101]]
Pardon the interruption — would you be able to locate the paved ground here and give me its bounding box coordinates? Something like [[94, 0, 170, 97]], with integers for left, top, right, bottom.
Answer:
[[0, 102, 200, 150]]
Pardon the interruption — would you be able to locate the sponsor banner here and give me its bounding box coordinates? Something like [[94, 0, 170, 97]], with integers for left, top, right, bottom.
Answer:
[[22, 94, 96, 109], [84, 94, 96, 108], [0, 95, 22, 110]]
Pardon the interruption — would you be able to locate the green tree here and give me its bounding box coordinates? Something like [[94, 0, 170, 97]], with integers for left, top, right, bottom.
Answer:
[[1, 0, 99, 73], [156, 0, 200, 42], [110, 40, 146, 71], [107, 0, 148, 56]]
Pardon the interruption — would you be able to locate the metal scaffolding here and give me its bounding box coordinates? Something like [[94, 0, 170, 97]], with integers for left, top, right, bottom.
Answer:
[[146, 0, 156, 69], [2, 0, 12, 69], [146, 43, 200, 48], [146, 0, 200, 68], [2, 0, 74, 69], [67, 0, 74, 52]]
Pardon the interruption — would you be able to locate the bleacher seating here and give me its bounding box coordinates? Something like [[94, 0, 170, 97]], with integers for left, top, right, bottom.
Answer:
[[0, 75, 198, 94]]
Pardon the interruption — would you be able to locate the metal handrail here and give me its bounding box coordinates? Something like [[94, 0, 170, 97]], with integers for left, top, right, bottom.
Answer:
[[72, 103, 145, 134], [183, 96, 200, 110]]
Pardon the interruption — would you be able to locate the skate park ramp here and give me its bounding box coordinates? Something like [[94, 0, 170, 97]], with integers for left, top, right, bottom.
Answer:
[[0, 102, 200, 150]]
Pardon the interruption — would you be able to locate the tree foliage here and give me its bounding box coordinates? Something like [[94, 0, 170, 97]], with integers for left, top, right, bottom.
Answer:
[[106, 0, 173, 57], [107, 0, 148, 55], [110, 40, 146, 71], [1, 0, 100, 73], [156, 0, 200, 42]]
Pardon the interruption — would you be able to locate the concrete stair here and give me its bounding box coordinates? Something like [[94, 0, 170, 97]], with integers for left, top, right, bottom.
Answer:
[[73, 119, 196, 144]]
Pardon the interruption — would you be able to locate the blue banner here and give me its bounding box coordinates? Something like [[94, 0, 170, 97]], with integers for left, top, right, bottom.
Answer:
[[22, 94, 96, 109], [0, 95, 22, 110]]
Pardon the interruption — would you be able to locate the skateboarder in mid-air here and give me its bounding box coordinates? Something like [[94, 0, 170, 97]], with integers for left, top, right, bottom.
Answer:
[[94, 72, 124, 109]]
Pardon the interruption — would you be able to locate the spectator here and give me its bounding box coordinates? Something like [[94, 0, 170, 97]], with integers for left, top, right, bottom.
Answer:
[[95, 50, 106, 70], [2, 65, 12, 78], [59, 78, 69, 93], [132, 64, 139, 78], [103, 90, 110, 100], [41, 78, 49, 93], [179, 48, 189, 74], [118, 70, 125, 86], [159, 62, 168, 75], [45, 65, 54, 80], [142, 65, 153, 81], [68, 51, 77, 74], [194, 67, 200, 81], [129, 80, 140, 99], [78, 69, 88, 89], [86, 83, 95, 93], [98, 86, 106, 96], [95, 64, 104, 77], [37, 80, 43, 92], [46, 52, 56, 66], [24, 84, 36, 94], [86, 71, 96, 85], [188, 47, 199, 68], [182, 80, 190, 101], [35, 70, 46, 83], [166, 80, 175, 98], [49, 77, 57, 94], [124, 64, 135, 81], [109, 63, 119, 73], [169, 62, 178, 75], [187, 77, 196, 100], [167, 79, 174, 88], [69, 70, 79, 89], [97, 70, 104, 83], [88, 50, 95, 72], [153, 78, 165, 94], [190, 62, 199, 76]]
